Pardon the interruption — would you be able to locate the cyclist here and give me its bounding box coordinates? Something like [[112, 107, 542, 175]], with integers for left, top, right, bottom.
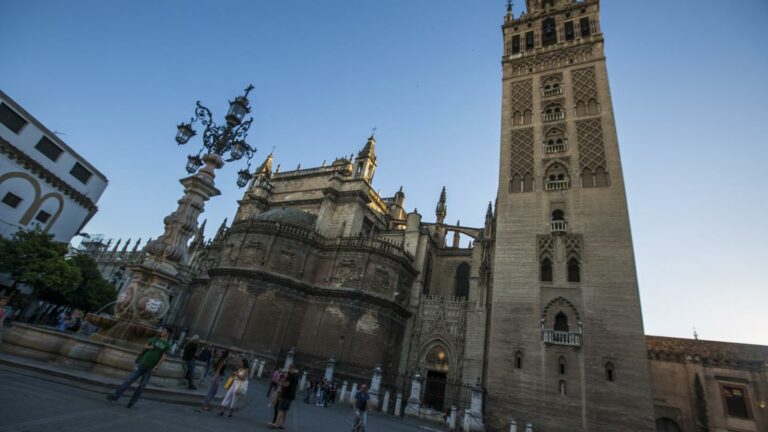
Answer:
[[352, 384, 372, 431]]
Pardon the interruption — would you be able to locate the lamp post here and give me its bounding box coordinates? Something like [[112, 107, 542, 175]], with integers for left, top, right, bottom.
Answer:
[[111, 85, 259, 336]]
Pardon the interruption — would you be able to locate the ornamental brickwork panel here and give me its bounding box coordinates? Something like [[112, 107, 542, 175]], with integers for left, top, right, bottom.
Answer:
[[571, 66, 598, 105], [576, 118, 607, 173], [509, 79, 533, 114], [510, 128, 534, 178]]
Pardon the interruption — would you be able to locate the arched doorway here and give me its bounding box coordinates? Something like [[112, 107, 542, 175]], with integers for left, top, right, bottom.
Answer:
[[655, 418, 682, 432], [423, 345, 449, 411]]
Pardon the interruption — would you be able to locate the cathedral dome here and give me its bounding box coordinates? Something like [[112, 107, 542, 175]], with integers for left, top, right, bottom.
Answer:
[[256, 207, 317, 228]]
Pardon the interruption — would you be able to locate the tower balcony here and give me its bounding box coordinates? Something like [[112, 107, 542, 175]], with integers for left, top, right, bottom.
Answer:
[[545, 179, 570, 191], [542, 329, 582, 347], [543, 112, 565, 122], [542, 87, 563, 97], [550, 220, 567, 233], [544, 141, 568, 154]]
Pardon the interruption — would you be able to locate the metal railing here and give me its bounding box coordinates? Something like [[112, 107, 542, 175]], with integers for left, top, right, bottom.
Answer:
[[542, 330, 582, 346]]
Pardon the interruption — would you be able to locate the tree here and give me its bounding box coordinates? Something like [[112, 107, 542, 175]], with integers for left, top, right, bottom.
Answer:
[[67, 254, 116, 311], [0, 228, 81, 303]]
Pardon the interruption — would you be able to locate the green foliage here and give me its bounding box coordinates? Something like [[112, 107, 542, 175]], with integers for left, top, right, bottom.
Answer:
[[68, 254, 116, 311], [0, 228, 81, 303]]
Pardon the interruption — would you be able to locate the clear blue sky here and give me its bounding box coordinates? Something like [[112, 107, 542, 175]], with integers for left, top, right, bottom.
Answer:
[[1, 1, 767, 345]]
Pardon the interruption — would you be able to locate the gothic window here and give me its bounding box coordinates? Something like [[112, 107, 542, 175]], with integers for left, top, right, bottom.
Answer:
[[552, 210, 565, 221], [564, 21, 575, 41], [567, 258, 581, 283], [523, 173, 534, 192], [545, 163, 569, 190], [542, 77, 562, 97], [542, 18, 557, 46], [515, 351, 523, 369], [554, 312, 569, 331], [559, 380, 567, 396], [559, 357, 566, 375], [425, 345, 450, 371], [544, 127, 566, 153], [575, 100, 587, 117], [605, 362, 615, 382], [543, 104, 564, 122], [540, 257, 553, 282], [523, 109, 533, 125], [512, 110, 523, 126], [511, 35, 521, 54], [580, 17, 591, 37], [587, 98, 600, 114], [510, 175, 522, 193], [722, 385, 751, 419], [582, 168, 594, 188], [455, 262, 470, 299], [525, 31, 534, 50], [594, 167, 608, 187]]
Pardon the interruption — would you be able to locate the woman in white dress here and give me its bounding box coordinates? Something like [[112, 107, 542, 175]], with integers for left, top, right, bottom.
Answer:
[[218, 358, 250, 417]]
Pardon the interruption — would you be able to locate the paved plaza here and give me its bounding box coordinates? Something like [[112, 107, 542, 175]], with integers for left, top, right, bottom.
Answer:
[[0, 368, 437, 432]]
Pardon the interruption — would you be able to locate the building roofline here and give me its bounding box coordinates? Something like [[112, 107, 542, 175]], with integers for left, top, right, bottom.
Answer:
[[0, 89, 108, 183]]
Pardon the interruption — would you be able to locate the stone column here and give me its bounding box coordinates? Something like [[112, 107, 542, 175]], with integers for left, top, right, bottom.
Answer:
[[257, 360, 265, 378], [324, 357, 336, 381], [339, 380, 349, 403], [381, 390, 390, 413], [394, 393, 403, 417], [369, 364, 383, 408], [299, 370, 308, 391], [404, 370, 423, 417], [283, 347, 295, 370]]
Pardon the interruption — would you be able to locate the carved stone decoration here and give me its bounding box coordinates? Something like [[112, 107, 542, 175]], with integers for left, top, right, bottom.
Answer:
[[335, 259, 358, 288], [537, 234, 554, 258], [572, 66, 598, 105], [371, 268, 391, 294], [565, 234, 583, 259], [272, 250, 295, 274], [244, 239, 265, 264]]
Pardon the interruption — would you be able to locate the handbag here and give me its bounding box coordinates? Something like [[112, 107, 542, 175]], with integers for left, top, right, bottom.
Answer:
[[224, 375, 234, 390], [237, 379, 249, 396]]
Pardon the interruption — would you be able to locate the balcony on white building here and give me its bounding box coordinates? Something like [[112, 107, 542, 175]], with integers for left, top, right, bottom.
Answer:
[[550, 219, 567, 233]]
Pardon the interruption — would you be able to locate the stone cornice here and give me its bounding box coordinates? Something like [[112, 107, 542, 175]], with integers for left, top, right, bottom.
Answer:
[[0, 136, 98, 211]]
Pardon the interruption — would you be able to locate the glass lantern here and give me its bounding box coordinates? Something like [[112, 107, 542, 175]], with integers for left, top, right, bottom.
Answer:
[[226, 96, 249, 127], [230, 140, 247, 160], [186, 154, 203, 174], [236, 169, 252, 188], [175, 121, 196, 145]]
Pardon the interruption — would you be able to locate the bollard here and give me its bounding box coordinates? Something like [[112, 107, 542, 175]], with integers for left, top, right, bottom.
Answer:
[[510, 419, 517, 432], [256, 360, 265, 378], [394, 393, 403, 417], [381, 390, 390, 414], [448, 405, 458, 430], [339, 380, 349, 403]]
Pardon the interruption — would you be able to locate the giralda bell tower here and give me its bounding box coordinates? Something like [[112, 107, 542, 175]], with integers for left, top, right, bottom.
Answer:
[[486, 1, 654, 430]]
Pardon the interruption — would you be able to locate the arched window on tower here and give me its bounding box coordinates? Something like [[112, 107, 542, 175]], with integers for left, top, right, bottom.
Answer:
[[587, 98, 600, 114], [605, 362, 615, 382], [542, 18, 558, 46], [515, 351, 523, 369], [540, 257, 553, 282], [543, 104, 565, 122], [455, 263, 470, 299], [523, 109, 533, 125], [545, 163, 570, 191], [559, 357, 567, 375], [594, 167, 608, 187], [510, 174, 522, 193], [542, 77, 563, 97], [512, 111, 523, 126], [523, 173, 534, 192], [544, 127, 567, 153], [559, 380, 567, 396], [551, 209, 567, 233], [554, 311, 569, 331], [575, 100, 587, 117], [567, 258, 581, 283]]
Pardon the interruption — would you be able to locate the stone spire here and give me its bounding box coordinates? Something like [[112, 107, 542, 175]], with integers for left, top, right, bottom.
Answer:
[[132, 238, 142, 253], [112, 239, 121, 254], [191, 219, 207, 248], [452, 220, 461, 248], [121, 238, 131, 253], [353, 134, 377, 182], [485, 201, 494, 237], [435, 186, 447, 225], [213, 218, 228, 242], [255, 152, 273, 179]]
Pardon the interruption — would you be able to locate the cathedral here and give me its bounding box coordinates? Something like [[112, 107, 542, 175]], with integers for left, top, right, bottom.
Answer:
[[79, 1, 767, 431]]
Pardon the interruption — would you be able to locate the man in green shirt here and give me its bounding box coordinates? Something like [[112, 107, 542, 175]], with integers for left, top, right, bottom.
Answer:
[[106, 328, 172, 408]]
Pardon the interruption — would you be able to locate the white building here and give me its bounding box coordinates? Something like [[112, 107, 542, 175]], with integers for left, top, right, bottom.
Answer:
[[0, 90, 107, 242]]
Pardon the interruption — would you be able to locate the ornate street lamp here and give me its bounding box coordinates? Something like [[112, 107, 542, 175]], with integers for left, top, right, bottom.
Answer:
[[175, 84, 258, 186]]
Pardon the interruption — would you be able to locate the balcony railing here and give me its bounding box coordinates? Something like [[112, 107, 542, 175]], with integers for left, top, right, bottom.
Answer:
[[543, 112, 565, 122], [542, 330, 582, 346], [545, 179, 570, 191], [550, 220, 567, 233], [544, 142, 567, 154], [542, 87, 563, 97]]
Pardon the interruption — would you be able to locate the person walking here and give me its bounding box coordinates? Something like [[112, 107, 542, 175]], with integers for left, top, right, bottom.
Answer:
[[352, 384, 372, 430], [201, 349, 229, 411], [270, 363, 298, 430], [327, 381, 337, 406], [218, 358, 250, 417], [315, 378, 326, 407], [267, 366, 281, 397], [198, 345, 213, 383], [182, 335, 200, 389], [106, 328, 172, 408]]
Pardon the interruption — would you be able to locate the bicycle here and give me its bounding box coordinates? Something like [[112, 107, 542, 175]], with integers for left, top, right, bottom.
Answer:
[[352, 409, 366, 432]]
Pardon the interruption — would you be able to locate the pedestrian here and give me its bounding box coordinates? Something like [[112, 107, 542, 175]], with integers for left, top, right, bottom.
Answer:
[[106, 327, 172, 408], [66, 310, 83, 332], [269, 373, 283, 425], [198, 345, 213, 383], [218, 358, 250, 417], [182, 335, 200, 389], [328, 381, 337, 406], [352, 384, 372, 429], [270, 363, 299, 430], [303, 378, 313, 404], [267, 366, 281, 397], [316, 378, 326, 407], [201, 349, 229, 411], [56, 309, 70, 331]]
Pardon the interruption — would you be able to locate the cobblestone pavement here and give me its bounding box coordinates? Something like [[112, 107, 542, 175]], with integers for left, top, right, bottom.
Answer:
[[0, 368, 440, 432]]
